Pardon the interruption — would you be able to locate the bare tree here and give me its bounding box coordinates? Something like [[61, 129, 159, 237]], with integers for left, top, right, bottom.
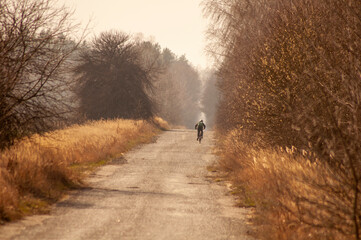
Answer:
[[0, 0, 83, 148]]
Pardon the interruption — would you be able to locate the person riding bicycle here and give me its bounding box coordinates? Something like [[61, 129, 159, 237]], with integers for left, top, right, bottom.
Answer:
[[195, 120, 206, 140]]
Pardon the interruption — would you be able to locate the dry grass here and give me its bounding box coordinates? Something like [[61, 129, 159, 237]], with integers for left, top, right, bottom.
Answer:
[[0, 118, 168, 222], [217, 129, 354, 240]]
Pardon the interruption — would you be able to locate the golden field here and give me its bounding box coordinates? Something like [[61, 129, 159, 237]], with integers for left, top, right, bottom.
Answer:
[[0, 117, 169, 222]]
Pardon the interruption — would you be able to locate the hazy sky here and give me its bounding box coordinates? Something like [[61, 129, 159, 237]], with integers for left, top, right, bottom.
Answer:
[[60, 0, 210, 68]]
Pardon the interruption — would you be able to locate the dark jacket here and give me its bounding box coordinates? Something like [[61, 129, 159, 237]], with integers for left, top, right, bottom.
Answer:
[[195, 121, 206, 131]]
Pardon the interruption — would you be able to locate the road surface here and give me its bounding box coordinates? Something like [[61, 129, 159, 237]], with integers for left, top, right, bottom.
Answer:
[[0, 129, 253, 240]]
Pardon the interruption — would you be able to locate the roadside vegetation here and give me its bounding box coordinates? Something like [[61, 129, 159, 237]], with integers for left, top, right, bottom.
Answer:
[[0, 117, 168, 222], [203, 0, 361, 239]]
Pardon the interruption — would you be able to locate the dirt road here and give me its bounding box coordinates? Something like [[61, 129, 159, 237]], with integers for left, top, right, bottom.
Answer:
[[1, 130, 253, 240]]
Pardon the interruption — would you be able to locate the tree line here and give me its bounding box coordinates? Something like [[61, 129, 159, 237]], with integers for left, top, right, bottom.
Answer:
[[203, 0, 360, 239], [0, 0, 202, 149]]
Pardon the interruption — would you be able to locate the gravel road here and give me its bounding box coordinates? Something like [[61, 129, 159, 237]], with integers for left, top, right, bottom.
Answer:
[[0, 129, 253, 240]]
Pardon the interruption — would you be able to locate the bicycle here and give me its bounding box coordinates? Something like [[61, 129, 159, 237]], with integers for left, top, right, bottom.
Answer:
[[197, 131, 203, 143]]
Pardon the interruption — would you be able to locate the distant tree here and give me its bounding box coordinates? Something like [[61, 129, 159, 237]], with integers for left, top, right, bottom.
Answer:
[[74, 31, 157, 120], [153, 53, 201, 128], [0, 0, 82, 149], [174, 58, 202, 127], [201, 70, 219, 128], [136, 41, 163, 80], [162, 48, 176, 65]]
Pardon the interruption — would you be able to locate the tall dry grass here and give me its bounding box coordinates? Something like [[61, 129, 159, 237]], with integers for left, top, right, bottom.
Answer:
[[217, 129, 356, 240], [0, 117, 168, 222]]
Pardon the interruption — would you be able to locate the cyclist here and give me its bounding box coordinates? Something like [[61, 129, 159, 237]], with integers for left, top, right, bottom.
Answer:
[[195, 120, 206, 140]]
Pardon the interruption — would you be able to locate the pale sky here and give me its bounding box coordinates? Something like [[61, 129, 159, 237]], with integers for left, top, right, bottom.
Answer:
[[60, 0, 210, 68]]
